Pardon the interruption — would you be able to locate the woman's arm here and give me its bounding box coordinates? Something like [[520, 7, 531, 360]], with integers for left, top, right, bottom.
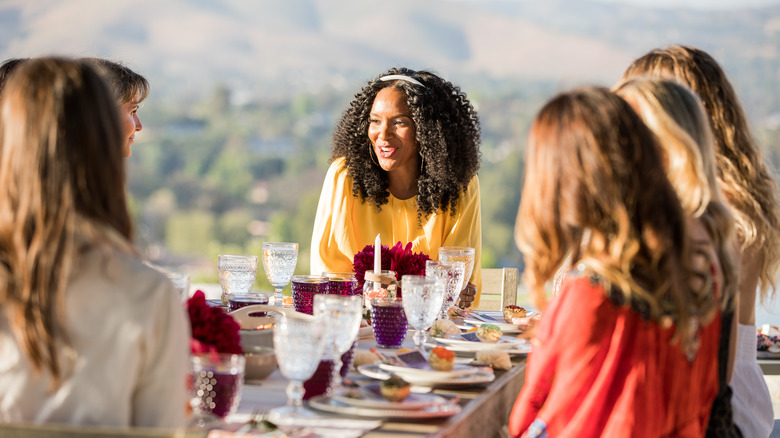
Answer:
[[444, 176, 483, 307], [310, 158, 356, 275]]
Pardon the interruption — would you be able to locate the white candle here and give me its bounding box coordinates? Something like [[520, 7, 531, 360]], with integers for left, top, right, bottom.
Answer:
[[374, 234, 381, 274]]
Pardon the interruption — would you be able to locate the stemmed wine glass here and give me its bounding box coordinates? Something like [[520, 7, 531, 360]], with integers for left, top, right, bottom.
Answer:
[[437, 247, 475, 305], [261, 242, 298, 307], [218, 255, 259, 306], [426, 260, 465, 320], [313, 294, 362, 391], [268, 314, 327, 421], [401, 275, 445, 351]]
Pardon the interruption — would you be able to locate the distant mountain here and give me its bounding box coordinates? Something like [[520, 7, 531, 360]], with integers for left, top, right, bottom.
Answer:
[[2, 0, 779, 116]]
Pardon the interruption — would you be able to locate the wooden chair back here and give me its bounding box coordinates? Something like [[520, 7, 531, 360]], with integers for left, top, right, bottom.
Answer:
[[477, 267, 519, 311]]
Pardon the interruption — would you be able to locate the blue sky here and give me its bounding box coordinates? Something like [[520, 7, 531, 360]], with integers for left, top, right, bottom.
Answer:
[[593, 0, 780, 8]]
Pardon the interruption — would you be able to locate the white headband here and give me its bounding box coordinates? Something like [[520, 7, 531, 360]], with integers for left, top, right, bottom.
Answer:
[[379, 74, 425, 88]]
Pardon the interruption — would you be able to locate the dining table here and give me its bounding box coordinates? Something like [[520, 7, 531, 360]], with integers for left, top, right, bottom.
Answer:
[[226, 324, 528, 437]]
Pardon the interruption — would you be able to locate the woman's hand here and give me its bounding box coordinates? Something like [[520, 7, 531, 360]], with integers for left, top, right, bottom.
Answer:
[[458, 282, 477, 308]]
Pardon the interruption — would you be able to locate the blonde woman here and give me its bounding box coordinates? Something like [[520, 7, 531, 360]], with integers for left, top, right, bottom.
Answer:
[[623, 45, 779, 438], [0, 58, 189, 427], [615, 78, 740, 437], [508, 87, 719, 437]]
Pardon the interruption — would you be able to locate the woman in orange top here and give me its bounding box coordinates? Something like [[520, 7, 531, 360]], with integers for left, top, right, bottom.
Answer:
[[508, 87, 719, 437]]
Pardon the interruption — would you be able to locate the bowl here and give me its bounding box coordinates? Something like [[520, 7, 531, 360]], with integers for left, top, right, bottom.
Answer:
[[243, 345, 276, 381]]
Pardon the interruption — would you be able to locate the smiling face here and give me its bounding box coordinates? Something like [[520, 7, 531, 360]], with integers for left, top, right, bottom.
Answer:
[[368, 87, 419, 180], [119, 92, 143, 158]]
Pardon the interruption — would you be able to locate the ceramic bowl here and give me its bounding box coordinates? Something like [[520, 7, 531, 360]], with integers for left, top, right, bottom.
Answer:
[[243, 345, 276, 381]]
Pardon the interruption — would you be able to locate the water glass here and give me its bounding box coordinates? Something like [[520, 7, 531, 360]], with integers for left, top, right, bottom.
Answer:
[[165, 271, 190, 302], [402, 275, 445, 351], [228, 292, 269, 314], [261, 242, 298, 307], [269, 315, 327, 421], [438, 246, 476, 294], [370, 296, 407, 349], [314, 294, 362, 391], [323, 272, 359, 296], [189, 353, 245, 423], [218, 254, 258, 306], [426, 260, 465, 319], [291, 275, 328, 314]]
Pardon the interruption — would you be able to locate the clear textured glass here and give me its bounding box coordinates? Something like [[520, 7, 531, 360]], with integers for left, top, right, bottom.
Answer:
[[426, 260, 465, 320], [188, 353, 245, 429], [269, 315, 326, 421], [438, 246, 475, 293], [218, 255, 258, 306], [313, 294, 362, 392], [401, 275, 445, 351], [261, 242, 298, 307]]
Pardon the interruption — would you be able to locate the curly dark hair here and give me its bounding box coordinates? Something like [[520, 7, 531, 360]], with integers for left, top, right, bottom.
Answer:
[[331, 67, 481, 220]]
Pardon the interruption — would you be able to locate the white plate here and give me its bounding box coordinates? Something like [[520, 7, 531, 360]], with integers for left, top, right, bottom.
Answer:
[[432, 336, 526, 351], [358, 363, 495, 387], [309, 395, 461, 419], [377, 363, 477, 382], [357, 326, 374, 339], [331, 383, 448, 410]]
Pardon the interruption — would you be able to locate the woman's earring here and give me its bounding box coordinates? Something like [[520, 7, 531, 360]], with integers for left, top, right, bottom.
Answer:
[[369, 143, 379, 166]]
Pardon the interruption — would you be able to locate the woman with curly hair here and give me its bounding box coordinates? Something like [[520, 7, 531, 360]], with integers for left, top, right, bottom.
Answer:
[[509, 87, 719, 437], [0, 58, 189, 427], [622, 45, 780, 438], [310, 68, 483, 307], [615, 77, 740, 437]]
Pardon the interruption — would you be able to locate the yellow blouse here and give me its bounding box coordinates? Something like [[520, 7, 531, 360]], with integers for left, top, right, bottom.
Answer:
[[310, 157, 483, 305]]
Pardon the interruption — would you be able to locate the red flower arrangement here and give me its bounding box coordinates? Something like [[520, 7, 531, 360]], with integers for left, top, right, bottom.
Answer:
[[186, 290, 243, 355], [353, 241, 431, 293]]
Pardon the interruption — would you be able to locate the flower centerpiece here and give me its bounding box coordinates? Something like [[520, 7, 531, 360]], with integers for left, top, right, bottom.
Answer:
[[353, 241, 431, 298], [186, 290, 243, 355]]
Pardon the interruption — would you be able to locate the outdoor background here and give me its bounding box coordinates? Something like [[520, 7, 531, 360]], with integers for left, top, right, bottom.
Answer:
[[2, 0, 779, 324]]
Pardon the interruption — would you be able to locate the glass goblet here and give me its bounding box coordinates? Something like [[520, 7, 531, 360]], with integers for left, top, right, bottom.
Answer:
[[401, 275, 445, 351], [268, 315, 326, 421], [261, 242, 298, 307], [313, 294, 362, 391], [437, 246, 475, 303], [218, 255, 259, 306], [426, 260, 465, 320]]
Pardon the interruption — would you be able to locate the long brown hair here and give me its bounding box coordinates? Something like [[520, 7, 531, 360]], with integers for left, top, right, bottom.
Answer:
[[0, 58, 133, 387], [516, 87, 709, 347], [615, 78, 738, 311], [623, 45, 780, 301]]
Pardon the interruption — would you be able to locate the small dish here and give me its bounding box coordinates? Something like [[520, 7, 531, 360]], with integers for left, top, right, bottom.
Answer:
[[243, 345, 276, 381]]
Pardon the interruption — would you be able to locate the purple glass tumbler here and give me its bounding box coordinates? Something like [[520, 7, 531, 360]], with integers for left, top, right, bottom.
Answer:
[[323, 272, 360, 296], [291, 275, 327, 315], [370, 297, 407, 348]]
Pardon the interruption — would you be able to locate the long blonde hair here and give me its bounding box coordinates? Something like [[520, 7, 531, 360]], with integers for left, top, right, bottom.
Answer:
[[615, 78, 738, 311], [0, 58, 133, 387], [516, 87, 710, 347], [623, 45, 780, 301]]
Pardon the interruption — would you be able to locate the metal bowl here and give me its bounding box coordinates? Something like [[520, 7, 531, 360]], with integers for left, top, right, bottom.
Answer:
[[243, 345, 276, 381]]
